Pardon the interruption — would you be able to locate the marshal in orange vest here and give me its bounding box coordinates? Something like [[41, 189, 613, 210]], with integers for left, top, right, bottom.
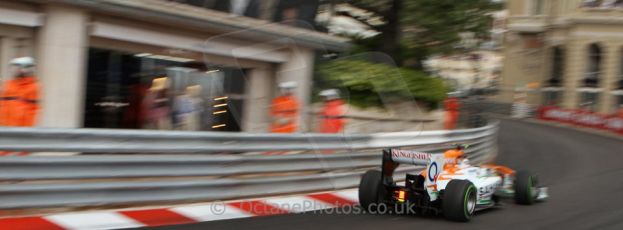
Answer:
[[0, 76, 40, 127]]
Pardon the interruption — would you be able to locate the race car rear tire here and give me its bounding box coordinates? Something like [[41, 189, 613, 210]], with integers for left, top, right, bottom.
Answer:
[[443, 180, 477, 222], [514, 170, 537, 205], [359, 170, 384, 211]]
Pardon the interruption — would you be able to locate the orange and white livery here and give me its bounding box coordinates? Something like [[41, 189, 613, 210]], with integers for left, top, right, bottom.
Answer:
[[358, 145, 547, 222]]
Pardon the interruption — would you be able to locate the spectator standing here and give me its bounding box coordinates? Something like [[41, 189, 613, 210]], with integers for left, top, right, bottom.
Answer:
[[174, 85, 203, 131]]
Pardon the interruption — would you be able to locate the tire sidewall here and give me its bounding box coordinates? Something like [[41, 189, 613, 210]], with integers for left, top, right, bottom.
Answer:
[[514, 170, 537, 205], [358, 170, 384, 210], [443, 179, 477, 222], [463, 184, 476, 219]]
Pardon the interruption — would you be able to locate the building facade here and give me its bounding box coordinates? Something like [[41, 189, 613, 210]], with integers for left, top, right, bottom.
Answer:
[[170, 0, 321, 29], [501, 0, 623, 113], [0, 0, 348, 132]]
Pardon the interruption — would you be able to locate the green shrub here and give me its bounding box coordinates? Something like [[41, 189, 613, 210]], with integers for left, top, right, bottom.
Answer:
[[317, 60, 448, 109]]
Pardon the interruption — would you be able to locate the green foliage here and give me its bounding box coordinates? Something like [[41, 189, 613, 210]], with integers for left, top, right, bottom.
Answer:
[[317, 0, 500, 108], [401, 0, 502, 55], [341, 0, 502, 68], [318, 60, 448, 109]]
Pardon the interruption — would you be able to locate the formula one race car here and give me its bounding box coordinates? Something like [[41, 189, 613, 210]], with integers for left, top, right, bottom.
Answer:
[[358, 145, 547, 222]]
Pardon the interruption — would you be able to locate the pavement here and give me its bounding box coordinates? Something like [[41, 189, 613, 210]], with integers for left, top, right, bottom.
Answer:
[[523, 117, 623, 141], [141, 119, 623, 230]]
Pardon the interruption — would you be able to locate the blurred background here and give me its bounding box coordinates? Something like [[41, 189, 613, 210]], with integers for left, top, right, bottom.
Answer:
[[1, 0, 621, 134], [0, 0, 623, 228], [1, 0, 623, 134], [0, 0, 496, 134]]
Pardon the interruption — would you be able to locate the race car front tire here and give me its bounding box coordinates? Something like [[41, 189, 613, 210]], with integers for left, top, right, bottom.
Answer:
[[514, 170, 537, 205], [443, 180, 477, 222], [359, 170, 384, 212]]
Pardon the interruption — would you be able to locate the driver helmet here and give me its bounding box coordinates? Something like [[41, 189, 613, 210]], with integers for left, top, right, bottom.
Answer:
[[444, 149, 464, 160]]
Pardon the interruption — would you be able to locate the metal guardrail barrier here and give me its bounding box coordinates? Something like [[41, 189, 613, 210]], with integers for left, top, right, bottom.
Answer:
[[0, 137, 495, 181], [0, 123, 496, 152], [1, 167, 420, 209], [0, 122, 498, 209]]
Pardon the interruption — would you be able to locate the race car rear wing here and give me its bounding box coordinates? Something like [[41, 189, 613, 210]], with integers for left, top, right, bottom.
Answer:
[[381, 148, 438, 184], [386, 148, 432, 165], [382, 148, 445, 200]]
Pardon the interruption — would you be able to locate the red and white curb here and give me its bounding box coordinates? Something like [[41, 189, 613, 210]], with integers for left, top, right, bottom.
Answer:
[[0, 190, 358, 230]]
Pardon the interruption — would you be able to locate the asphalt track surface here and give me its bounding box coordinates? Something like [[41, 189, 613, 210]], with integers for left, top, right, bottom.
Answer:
[[140, 119, 623, 230]]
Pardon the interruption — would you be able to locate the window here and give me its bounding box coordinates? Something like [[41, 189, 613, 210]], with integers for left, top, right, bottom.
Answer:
[[548, 46, 564, 86], [543, 90, 562, 106], [616, 95, 623, 113], [579, 91, 600, 111], [584, 43, 602, 87], [582, 0, 623, 8], [619, 47, 623, 89], [84, 48, 245, 131], [533, 0, 545, 15]]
